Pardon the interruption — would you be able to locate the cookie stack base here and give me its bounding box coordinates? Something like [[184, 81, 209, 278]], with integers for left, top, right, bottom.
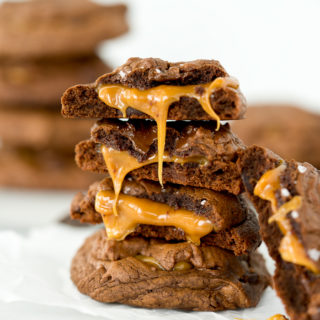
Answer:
[[71, 229, 269, 311]]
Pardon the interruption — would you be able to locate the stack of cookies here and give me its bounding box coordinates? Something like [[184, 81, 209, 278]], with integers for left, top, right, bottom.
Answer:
[[0, 0, 128, 189], [62, 58, 269, 311]]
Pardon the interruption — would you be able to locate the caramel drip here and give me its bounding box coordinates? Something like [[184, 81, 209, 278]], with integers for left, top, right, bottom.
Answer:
[[98, 77, 238, 186], [101, 145, 207, 215], [254, 165, 319, 273], [95, 191, 214, 245]]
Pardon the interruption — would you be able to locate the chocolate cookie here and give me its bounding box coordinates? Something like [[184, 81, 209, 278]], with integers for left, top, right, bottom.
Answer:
[[232, 105, 320, 168], [0, 146, 100, 190], [237, 145, 320, 320], [70, 177, 261, 255], [76, 121, 245, 195], [0, 0, 128, 58], [71, 229, 269, 311], [62, 57, 247, 121], [0, 55, 110, 107], [0, 108, 94, 151]]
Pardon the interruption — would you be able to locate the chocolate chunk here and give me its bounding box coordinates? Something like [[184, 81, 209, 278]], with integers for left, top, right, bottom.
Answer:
[[0, 0, 128, 58], [75, 121, 245, 195], [238, 145, 320, 320], [71, 229, 269, 311], [61, 57, 247, 120]]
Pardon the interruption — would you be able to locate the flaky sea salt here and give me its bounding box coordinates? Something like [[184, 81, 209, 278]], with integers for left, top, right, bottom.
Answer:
[[308, 248, 320, 261], [298, 165, 307, 173], [281, 188, 290, 197], [291, 210, 299, 219]]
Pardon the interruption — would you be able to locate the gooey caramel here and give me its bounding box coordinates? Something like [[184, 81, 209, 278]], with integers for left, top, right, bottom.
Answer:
[[95, 190, 214, 245], [135, 255, 164, 270], [101, 145, 207, 215], [254, 164, 319, 273], [98, 77, 238, 186], [135, 255, 193, 271]]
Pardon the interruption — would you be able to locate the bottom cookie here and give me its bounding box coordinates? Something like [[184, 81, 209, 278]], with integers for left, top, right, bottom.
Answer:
[[71, 229, 269, 311]]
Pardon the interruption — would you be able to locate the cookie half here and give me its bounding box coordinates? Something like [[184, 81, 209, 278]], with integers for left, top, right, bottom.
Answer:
[[62, 57, 247, 121], [71, 177, 261, 256], [238, 145, 320, 320], [76, 121, 245, 195]]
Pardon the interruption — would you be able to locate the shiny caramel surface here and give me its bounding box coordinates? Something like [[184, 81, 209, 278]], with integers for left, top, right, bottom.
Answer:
[[135, 255, 193, 271], [135, 255, 164, 270], [95, 190, 214, 244], [100, 145, 207, 215], [254, 165, 319, 273], [98, 77, 237, 186]]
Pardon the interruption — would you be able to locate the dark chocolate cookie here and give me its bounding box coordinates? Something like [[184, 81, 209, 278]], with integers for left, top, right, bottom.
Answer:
[[76, 121, 245, 195], [62, 57, 247, 121], [71, 229, 269, 311], [232, 105, 320, 169], [70, 177, 261, 256], [0, 146, 100, 189], [0, 0, 128, 58], [238, 145, 320, 320], [0, 55, 110, 107], [0, 108, 94, 151]]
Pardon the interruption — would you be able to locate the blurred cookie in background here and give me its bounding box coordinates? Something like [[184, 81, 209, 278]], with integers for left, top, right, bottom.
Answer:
[[0, 0, 128, 58], [0, 146, 100, 190], [0, 55, 109, 107], [231, 105, 320, 168], [0, 0, 128, 189]]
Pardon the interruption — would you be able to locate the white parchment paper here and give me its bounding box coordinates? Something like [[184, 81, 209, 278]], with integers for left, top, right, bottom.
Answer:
[[0, 224, 286, 320]]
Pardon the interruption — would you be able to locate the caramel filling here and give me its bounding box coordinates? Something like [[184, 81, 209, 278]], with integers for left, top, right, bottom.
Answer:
[[95, 191, 214, 245], [98, 77, 238, 186], [101, 145, 207, 215], [254, 165, 319, 273], [135, 255, 193, 271], [135, 255, 164, 270]]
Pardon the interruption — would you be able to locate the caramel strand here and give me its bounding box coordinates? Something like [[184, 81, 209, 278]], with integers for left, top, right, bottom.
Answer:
[[101, 145, 207, 216], [98, 77, 237, 186]]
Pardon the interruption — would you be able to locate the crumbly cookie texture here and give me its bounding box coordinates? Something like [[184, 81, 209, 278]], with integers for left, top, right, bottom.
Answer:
[[238, 145, 320, 320], [75, 121, 245, 195], [61, 57, 246, 120], [71, 229, 269, 311]]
